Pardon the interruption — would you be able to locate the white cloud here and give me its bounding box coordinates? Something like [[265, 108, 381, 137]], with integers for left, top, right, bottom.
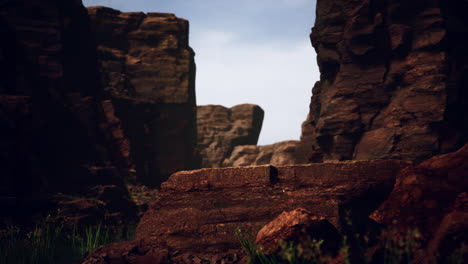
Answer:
[[192, 30, 319, 145]]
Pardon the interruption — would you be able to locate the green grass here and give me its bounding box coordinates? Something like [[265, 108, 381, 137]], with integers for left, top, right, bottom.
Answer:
[[0, 220, 135, 264]]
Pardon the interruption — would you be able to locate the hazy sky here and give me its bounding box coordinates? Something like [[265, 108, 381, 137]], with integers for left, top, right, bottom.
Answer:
[[83, 0, 319, 145]]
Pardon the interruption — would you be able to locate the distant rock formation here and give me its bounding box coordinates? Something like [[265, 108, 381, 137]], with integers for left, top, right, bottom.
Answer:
[[222, 140, 308, 167], [301, 0, 468, 162], [197, 104, 264, 168], [88, 6, 198, 185]]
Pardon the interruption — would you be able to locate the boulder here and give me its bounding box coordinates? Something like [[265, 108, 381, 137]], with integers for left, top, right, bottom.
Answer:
[[371, 144, 468, 262], [197, 104, 264, 168], [255, 208, 341, 255], [301, 0, 468, 162]]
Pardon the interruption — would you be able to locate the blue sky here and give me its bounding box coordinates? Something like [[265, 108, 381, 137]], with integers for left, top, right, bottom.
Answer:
[[84, 0, 319, 145]]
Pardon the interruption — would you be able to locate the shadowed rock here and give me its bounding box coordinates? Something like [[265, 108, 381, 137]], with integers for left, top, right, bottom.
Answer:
[[0, 1, 137, 226], [87, 6, 199, 185], [371, 144, 468, 263]]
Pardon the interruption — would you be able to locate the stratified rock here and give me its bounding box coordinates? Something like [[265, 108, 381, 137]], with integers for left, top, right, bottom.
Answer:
[[87, 6, 195, 103], [82, 160, 407, 263], [301, 0, 468, 162], [223, 140, 308, 167], [197, 104, 264, 168], [0, 0, 137, 226], [87, 6, 198, 185], [371, 144, 468, 262], [255, 208, 341, 255]]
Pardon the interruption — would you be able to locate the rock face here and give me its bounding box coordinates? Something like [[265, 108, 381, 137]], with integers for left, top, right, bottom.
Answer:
[[83, 160, 408, 263], [88, 6, 198, 185], [197, 104, 264, 168], [302, 0, 468, 162], [0, 0, 136, 225], [223, 140, 308, 167], [371, 143, 468, 263]]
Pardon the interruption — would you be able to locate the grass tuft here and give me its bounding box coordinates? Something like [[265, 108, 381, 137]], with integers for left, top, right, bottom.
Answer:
[[0, 219, 135, 264]]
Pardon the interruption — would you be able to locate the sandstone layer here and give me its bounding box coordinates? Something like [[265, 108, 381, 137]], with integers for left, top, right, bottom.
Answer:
[[197, 104, 264, 168], [302, 0, 468, 162], [88, 6, 198, 185], [84, 160, 408, 263], [223, 140, 308, 167]]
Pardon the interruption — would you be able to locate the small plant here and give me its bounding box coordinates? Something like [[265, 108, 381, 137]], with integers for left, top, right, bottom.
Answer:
[[235, 227, 278, 264], [235, 228, 331, 264]]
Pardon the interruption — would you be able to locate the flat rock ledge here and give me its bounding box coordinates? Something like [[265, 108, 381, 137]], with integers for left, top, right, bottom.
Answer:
[[84, 160, 409, 264]]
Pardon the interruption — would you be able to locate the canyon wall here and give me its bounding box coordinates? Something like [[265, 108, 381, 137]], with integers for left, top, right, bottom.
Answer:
[[302, 0, 468, 162], [0, 1, 199, 223], [0, 0, 136, 224], [88, 6, 198, 185]]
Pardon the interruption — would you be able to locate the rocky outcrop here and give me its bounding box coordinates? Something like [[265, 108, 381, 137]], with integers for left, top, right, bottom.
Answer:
[[0, 0, 136, 225], [88, 6, 198, 185], [302, 0, 468, 162], [83, 160, 408, 263], [371, 143, 468, 263], [223, 140, 308, 167], [255, 208, 341, 255], [197, 104, 264, 168]]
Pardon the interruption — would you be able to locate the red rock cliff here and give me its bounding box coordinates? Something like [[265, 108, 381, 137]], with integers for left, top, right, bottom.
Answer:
[[302, 0, 468, 162], [87, 6, 199, 186]]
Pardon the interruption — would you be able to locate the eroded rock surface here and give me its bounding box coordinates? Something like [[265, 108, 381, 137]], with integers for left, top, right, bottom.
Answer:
[[302, 0, 468, 162], [84, 160, 408, 263], [255, 208, 341, 255], [197, 104, 264, 168], [371, 144, 468, 263], [88, 6, 198, 185], [222, 140, 308, 167]]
